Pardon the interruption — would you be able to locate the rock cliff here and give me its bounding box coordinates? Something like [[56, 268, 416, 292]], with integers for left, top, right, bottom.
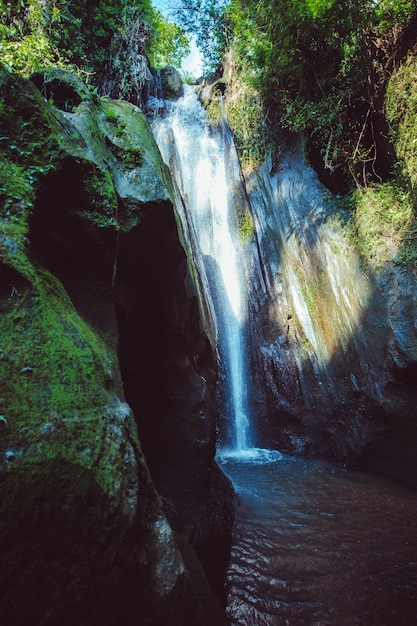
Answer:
[[245, 146, 417, 486], [0, 68, 231, 624]]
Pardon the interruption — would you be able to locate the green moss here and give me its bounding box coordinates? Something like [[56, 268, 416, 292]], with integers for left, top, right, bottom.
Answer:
[[0, 155, 34, 215], [206, 98, 222, 126], [296, 266, 320, 317], [348, 182, 417, 269], [81, 164, 118, 226], [31, 68, 94, 106], [386, 54, 417, 197], [105, 137, 144, 169], [0, 260, 134, 519], [0, 70, 70, 269], [0, 72, 159, 483], [0, 69, 65, 168], [236, 204, 254, 242], [226, 85, 269, 172], [297, 331, 314, 353], [99, 97, 172, 188], [0, 69, 170, 435], [0, 270, 114, 425], [1, 67, 173, 246]]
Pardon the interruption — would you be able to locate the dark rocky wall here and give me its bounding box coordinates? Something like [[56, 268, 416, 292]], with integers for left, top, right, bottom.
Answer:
[[0, 69, 232, 624], [114, 200, 234, 602], [245, 150, 417, 488]]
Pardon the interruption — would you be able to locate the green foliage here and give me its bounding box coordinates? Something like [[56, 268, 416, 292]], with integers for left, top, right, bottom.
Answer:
[[0, 0, 70, 75], [174, 0, 229, 70], [0, 0, 191, 99], [0, 0, 194, 100], [224, 0, 416, 184], [375, 0, 415, 30], [304, 0, 336, 19], [0, 30, 59, 75], [226, 86, 269, 170], [47, 0, 154, 73], [236, 206, 253, 242], [205, 97, 222, 125], [148, 8, 190, 69], [0, 155, 33, 216], [349, 182, 417, 269], [105, 138, 143, 169], [385, 54, 417, 195]]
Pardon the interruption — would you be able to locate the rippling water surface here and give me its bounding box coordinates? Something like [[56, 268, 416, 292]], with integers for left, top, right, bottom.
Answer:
[[218, 451, 417, 625]]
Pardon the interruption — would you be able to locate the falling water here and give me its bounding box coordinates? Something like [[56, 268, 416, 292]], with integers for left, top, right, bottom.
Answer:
[[151, 86, 251, 451], [149, 84, 417, 625]]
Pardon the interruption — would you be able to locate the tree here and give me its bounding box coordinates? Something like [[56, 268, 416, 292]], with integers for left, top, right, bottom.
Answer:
[[0, 0, 155, 80], [0, 1, 192, 99], [174, 0, 229, 70], [148, 8, 190, 70], [226, 0, 417, 184], [0, 0, 63, 74]]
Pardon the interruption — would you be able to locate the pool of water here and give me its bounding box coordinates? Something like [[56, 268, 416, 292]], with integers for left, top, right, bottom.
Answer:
[[218, 451, 417, 625]]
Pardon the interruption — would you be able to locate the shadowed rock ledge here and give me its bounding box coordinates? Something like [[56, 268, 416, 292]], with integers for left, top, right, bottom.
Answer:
[[0, 68, 232, 624]]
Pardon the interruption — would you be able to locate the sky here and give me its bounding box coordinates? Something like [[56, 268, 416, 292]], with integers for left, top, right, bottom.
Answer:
[[151, 0, 204, 77]]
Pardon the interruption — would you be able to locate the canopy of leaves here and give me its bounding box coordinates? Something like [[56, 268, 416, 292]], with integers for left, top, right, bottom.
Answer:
[[222, 0, 416, 185], [0, 1, 191, 96], [0, 1, 154, 78], [148, 8, 191, 70], [174, 0, 230, 71]]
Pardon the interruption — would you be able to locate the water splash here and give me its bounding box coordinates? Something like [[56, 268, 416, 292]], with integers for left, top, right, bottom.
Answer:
[[151, 86, 252, 451], [217, 447, 283, 465]]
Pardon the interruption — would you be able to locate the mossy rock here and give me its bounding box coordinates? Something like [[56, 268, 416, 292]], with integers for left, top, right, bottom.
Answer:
[[1, 66, 173, 233], [0, 69, 216, 624], [160, 66, 184, 101], [0, 261, 201, 622], [30, 67, 94, 111]]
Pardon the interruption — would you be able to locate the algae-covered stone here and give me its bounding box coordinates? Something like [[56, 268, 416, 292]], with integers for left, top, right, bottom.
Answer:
[[160, 66, 184, 101], [0, 68, 224, 624], [0, 262, 203, 623], [30, 67, 93, 111]]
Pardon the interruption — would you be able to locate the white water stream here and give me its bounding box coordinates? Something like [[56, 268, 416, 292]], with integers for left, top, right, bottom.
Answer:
[[149, 84, 417, 626], [151, 86, 251, 451]]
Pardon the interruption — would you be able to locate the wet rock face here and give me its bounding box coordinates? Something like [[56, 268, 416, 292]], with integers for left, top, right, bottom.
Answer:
[[114, 200, 234, 601], [0, 69, 231, 623], [246, 149, 417, 486], [160, 66, 184, 100]]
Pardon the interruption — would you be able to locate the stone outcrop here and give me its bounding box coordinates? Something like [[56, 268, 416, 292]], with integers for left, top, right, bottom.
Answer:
[[159, 67, 184, 101], [0, 68, 231, 624], [245, 146, 417, 486]]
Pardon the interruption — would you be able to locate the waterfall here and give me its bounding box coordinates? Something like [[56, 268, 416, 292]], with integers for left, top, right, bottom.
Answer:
[[151, 86, 252, 452], [149, 85, 392, 463]]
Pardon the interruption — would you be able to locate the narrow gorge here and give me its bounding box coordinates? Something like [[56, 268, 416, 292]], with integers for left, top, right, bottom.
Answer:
[[2, 24, 417, 624], [148, 76, 417, 623]]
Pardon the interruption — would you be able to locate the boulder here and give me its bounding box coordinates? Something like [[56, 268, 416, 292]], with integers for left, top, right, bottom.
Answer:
[[160, 66, 184, 101]]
